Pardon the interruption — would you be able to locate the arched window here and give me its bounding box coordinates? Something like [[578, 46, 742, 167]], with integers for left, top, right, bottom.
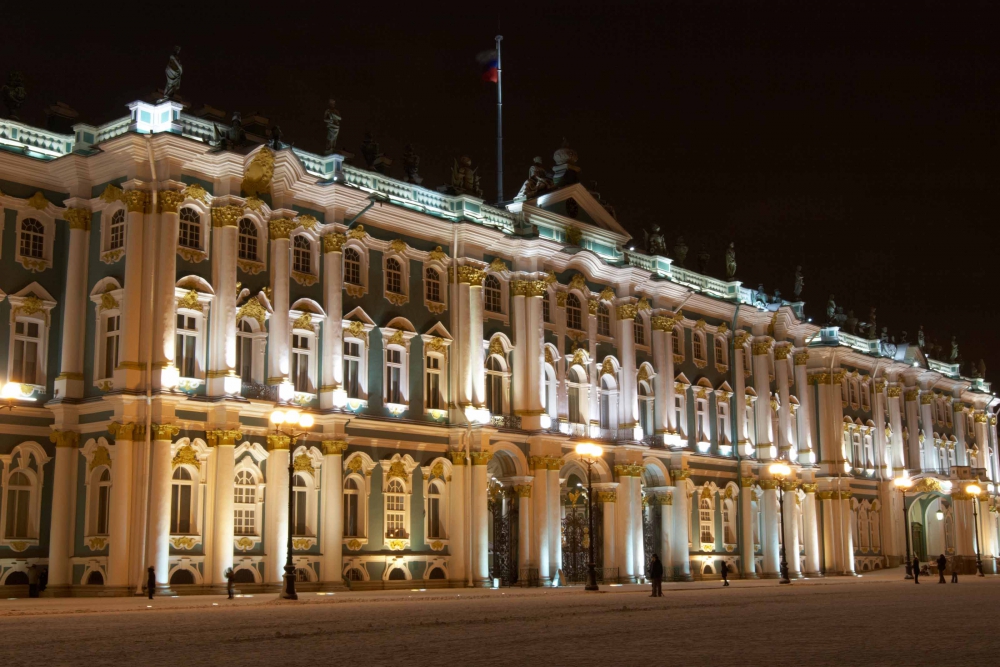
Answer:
[[693, 333, 706, 363], [699, 496, 714, 544], [633, 315, 645, 345], [544, 363, 558, 420], [178, 207, 201, 249], [170, 468, 194, 534], [94, 468, 111, 536], [344, 247, 362, 286], [11, 319, 41, 385], [388, 567, 407, 580], [5, 471, 32, 538], [427, 481, 444, 539], [486, 356, 505, 415], [109, 209, 126, 251], [236, 320, 254, 383], [638, 381, 653, 438], [386, 257, 402, 294], [568, 366, 587, 426], [599, 375, 616, 430], [293, 236, 312, 274], [385, 478, 407, 539], [871, 508, 881, 551], [597, 303, 610, 337], [291, 332, 312, 393], [723, 498, 737, 544], [566, 294, 582, 330], [292, 474, 308, 536], [484, 275, 502, 313], [427, 567, 446, 579], [425, 268, 441, 303], [343, 477, 360, 537], [234, 469, 256, 536], [715, 337, 726, 367], [19, 218, 45, 259], [238, 218, 257, 261]]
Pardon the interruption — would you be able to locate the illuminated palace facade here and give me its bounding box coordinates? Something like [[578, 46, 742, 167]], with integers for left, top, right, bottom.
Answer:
[[0, 98, 998, 595]]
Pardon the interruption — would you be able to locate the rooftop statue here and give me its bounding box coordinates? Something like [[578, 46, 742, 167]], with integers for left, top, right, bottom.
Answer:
[[451, 156, 482, 197], [516, 156, 554, 199], [772, 289, 782, 304], [697, 248, 710, 274], [402, 144, 422, 184], [725, 242, 737, 280], [268, 125, 283, 150], [977, 358, 986, 378], [900, 330, 908, 344], [793, 266, 804, 299], [950, 336, 959, 362], [2, 71, 27, 120], [826, 295, 836, 323], [834, 306, 847, 328], [643, 224, 666, 256], [212, 111, 246, 150], [867, 307, 877, 339], [917, 325, 925, 349], [324, 99, 341, 154], [158, 46, 183, 103], [673, 237, 688, 268], [360, 131, 379, 169], [844, 309, 858, 335]]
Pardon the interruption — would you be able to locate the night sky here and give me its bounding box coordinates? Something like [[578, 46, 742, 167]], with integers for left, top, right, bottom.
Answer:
[[3, 2, 997, 384]]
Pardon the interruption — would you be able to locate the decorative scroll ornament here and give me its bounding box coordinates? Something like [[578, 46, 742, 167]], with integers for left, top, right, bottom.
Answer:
[[458, 265, 486, 285], [572, 349, 587, 367], [346, 320, 367, 343], [269, 218, 296, 240], [588, 299, 599, 315], [182, 183, 210, 203], [244, 195, 266, 212], [292, 312, 315, 332], [599, 286, 615, 301], [171, 445, 200, 470], [387, 330, 405, 347], [64, 208, 91, 230], [600, 358, 615, 378], [488, 338, 505, 357], [387, 460, 408, 480], [177, 289, 203, 312], [158, 190, 185, 213], [565, 225, 582, 246], [241, 146, 275, 197], [637, 366, 650, 382], [123, 189, 148, 213], [99, 183, 125, 204], [489, 257, 508, 273], [293, 453, 315, 474], [26, 191, 50, 210], [569, 273, 587, 291], [544, 271, 558, 285], [236, 297, 267, 329], [428, 246, 447, 262], [427, 337, 446, 353], [346, 225, 367, 241], [171, 536, 197, 550], [616, 303, 638, 320], [297, 214, 318, 230]]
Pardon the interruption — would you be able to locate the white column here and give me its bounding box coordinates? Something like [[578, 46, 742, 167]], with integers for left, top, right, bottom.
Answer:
[[632, 477, 645, 579], [919, 393, 935, 469], [840, 493, 855, 574], [45, 432, 79, 586], [802, 483, 821, 576], [116, 191, 148, 392], [54, 210, 90, 399], [598, 486, 617, 578], [888, 387, 905, 469], [734, 334, 750, 450], [515, 482, 532, 573], [266, 437, 290, 583], [523, 283, 545, 429], [106, 425, 135, 588], [821, 491, 837, 572], [761, 482, 780, 576], [774, 347, 793, 460], [651, 316, 671, 440], [152, 193, 181, 382], [468, 273, 485, 408], [530, 456, 550, 585], [617, 304, 638, 433], [267, 224, 291, 385], [783, 483, 801, 577], [670, 472, 692, 580], [547, 463, 561, 582], [447, 452, 467, 584], [320, 440, 347, 585], [210, 432, 237, 586], [147, 424, 179, 590], [752, 338, 773, 460], [512, 287, 527, 416], [792, 351, 813, 460], [904, 389, 921, 470], [953, 400, 968, 465], [321, 235, 345, 409], [739, 476, 756, 577], [207, 207, 239, 396], [657, 493, 672, 574], [873, 381, 889, 473], [615, 469, 636, 583], [471, 452, 490, 585]]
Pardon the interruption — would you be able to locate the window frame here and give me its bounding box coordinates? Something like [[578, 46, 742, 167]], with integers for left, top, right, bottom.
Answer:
[[178, 206, 204, 251], [596, 303, 611, 338], [14, 212, 54, 272], [233, 467, 260, 537], [382, 248, 409, 306], [343, 242, 370, 297], [0, 443, 51, 548], [699, 492, 715, 548], [565, 293, 583, 332], [423, 266, 445, 313], [379, 455, 417, 549]]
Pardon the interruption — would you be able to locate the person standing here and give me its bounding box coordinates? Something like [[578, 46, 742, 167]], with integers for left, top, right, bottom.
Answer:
[[937, 554, 947, 584], [649, 554, 663, 597], [720, 561, 730, 587], [912, 556, 920, 584], [147, 566, 156, 600], [950, 558, 958, 583], [226, 567, 235, 600], [27, 565, 39, 598]]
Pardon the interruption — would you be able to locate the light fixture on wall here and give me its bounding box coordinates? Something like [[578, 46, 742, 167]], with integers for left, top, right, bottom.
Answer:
[[1, 382, 36, 411]]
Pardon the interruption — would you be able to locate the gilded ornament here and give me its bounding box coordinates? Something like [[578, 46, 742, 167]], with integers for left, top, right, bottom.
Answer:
[[773, 345, 793, 360], [269, 218, 295, 240], [123, 189, 148, 213], [597, 490, 617, 503], [292, 312, 315, 332], [556, 293, 568, 307], [177, 247, 207, 263], [427, 337, 446, 353], [211, 205, 243, 228], [428, 246, 447, 262], [182, 183, 209, 204], [177, 289, 203, 312], [323, 233, 346, 253], [321, 440, 349, 456], [49, 430, 79, 448], [387, 460, 409, 480], [974, 411, 989, 424], [244, 195, 266, 212], [512, 280, 528, 296], [887, 386, 902, 398], [387, 539, 407, 551], [600, 358, 615, 378], [651, 315, 674, 332], [751, 339, 773, 356], [64, 207, 91, 230], [26, 191, 50, 210], [292, 538, 313, 550], [671, 469, 692, 481], [448, 451, 466, 466], [99, 183, 125, 204], [9, 541, 29, 552], [636, 297, 651, 312], [565, 225, 582, 246], [904, 389, 919, 402], [293, 453, 315, 475], [489, 257, 508, 273], [616, 303, 638, 320], [598, 286, 615, 302], [637, 366, 650, 382], [171, 536, 198, 550], [544, 271, 558, 285], [388, 238, 408, 253], [171, 445, 200, 470], [430, 540, 444, 551], [734, 331, 752, 347], [346, 539, 363, 551], [236, 297, 267, 329], [515, 484, 532, 498], [297, 214, 318, 230], [920, 392, 934, 405], [267, 434, 291, 450], [588, 299, 599, 315], [347, 456, 364, 473], [457, 265, 486, 285], [568, 273, 587, 291], [241, 146, 275, 197], [387, 330, 406, 347], [87, 537, 108, 551], [544, 348, 555, 364], [347, 224, 367, 240], [158, 190, 185, 213], [346, 320, 367, 342], [488, 338, 505, 357], [108, 422, 141, 441], [470, 451, 492, 466]]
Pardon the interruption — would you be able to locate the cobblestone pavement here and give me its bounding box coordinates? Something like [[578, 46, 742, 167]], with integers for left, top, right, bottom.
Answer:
[[1, 569, 997, 666]]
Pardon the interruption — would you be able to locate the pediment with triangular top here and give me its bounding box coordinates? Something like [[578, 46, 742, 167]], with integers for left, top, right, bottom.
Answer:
[[519, 183, 631, 242]]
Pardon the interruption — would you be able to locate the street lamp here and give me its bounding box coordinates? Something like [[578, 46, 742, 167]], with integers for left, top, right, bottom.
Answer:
[[270, 407, 315, 600], [575, 442, 603, 591], [967, 483, 985, 577], [768, 462, 792, 585], [1, 381, 36, 411], [894, 476, 914, 579]]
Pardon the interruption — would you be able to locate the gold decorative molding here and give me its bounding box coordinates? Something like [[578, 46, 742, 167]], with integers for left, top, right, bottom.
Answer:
[[556, 292, 568, 307], [428, 245, 447, 262], [904, 388, 919, 402], [616, 303, 638, 320], [123, 189, 148, 213], [211, 205, 243, 228], [597, 490, 617, 503], [323, 232, 347, 253], [171, 444, 199, 470], [751, 339, 773, 356], [177, 289, 203, 312], [236, 298, 267, 329], [426, 337, 447, 353], [489, 257, 508, 273], [651, 315, 674, 332], [87, 537, 108, 551], [919, 392, 935, 405], [170, 536, 198, 550], [389, 238, 408, 253], [514, 484, 532, 498], [346, 320, 367, 343], [158, 190, 185, 213], [887, 386, 902, 398], [671, 469, 692, 481], [49, 430, 79, 448], [267, 434, 291, 451], [773, 345, 792, 360], [387, 330, 406, 347], [470, 451, 493, 466], [347, 224, 367, 240], [293, 453, 315, 475], [457, 265, 486, 286], [292, 312, 315, 332], [269, 218, 296, 240], [241, 146, 275, 197], [793, 352, 809, 366], [25, 191, 50, 210], [297, 214, 318, 230], [99, 183, 125, 204], [600, 358, 615, 378], [346, 539, 363, 551], [448, 451, 466, 466], [108, 422, 143, 441], [64, 207, 91, 230], [206, 429, 242, 447], [182, 183, 209, 203]]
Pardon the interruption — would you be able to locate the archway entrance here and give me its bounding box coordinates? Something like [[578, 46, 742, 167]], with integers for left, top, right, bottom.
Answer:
[[561, 472, 604, 584], [487, 452, 520, 586]]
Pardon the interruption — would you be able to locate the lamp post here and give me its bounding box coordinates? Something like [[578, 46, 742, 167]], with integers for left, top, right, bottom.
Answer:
[[894, 476, 914, 579], [269, 408, 315, 600], [967, 483, 985, 577], [768, 462, 792, 584], [575, 442, 603, 591]]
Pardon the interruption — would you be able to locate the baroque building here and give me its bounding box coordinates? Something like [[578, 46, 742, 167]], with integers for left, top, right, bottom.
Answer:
[[0, 98, 997, 594]]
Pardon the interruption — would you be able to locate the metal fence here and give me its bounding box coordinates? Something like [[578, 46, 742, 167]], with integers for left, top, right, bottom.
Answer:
[[517, 568, 540, 587], [490, 414, 523, 430], [241, 381, 277, 402]]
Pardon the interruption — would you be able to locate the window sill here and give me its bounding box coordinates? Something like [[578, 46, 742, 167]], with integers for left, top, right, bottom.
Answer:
[[345, 537, 368, 551], [16, 256, 50, 273], [100, 249, 124, 265], [674, 354, 684, 364], [85, 536, 109, 551], [385, 402, 408, 416], [177, 247, 208, 263], [634, 344, 650, 353], [177, 377, 204, 392], [292, 391, 317, 406], [237, 259, 265, 275], [292, 271, 318, 287], [385, 291, 409, 306], [94, 378, 116, 393], [292, 536, 317, 551], [344, 397, 368, 412], [484, 310, 508, 325], [170, 535, 201, 550], [1, 538, 38, 552], [385, 537, 411, 551], [426, 301, 446, 314], [345, 284, 366, 298], [427, 539, 449, 551], [235, 535, 262, 551]]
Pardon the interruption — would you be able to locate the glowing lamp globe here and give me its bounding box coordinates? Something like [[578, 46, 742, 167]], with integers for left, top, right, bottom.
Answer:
[[768, 462, 791, 478], [893, 476, 913, 489], [299, 413, 315, 429], [575, 443, 603, 460], [967, 484, 981, 496], [270, 410, 286, 425]]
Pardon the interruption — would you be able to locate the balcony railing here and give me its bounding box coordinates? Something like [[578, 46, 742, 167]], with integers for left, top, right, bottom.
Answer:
[[491, 414, 522, 430], [241, 381, 277, 402], [386, 528, 410, 540]]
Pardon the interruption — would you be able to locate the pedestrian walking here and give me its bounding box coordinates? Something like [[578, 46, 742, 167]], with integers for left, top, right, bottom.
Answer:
[[27, 565, 39, 598], [147, 566, 156, 600], [720, 561, 730, 586], [649, 554, 663, 597], [950, 558, 958, 584], [912, 556, 920, 584], [937, 554, 947, 584], [225, 567, 235, 599]]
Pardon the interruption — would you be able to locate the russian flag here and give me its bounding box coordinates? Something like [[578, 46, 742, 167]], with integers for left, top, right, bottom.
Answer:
[[476, 50, 498, 83]]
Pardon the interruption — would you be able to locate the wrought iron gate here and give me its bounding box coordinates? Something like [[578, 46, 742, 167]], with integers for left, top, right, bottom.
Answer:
[[562, 502, 604, 583], [643, 501, 659, 579], [489, 487, 518, 586]]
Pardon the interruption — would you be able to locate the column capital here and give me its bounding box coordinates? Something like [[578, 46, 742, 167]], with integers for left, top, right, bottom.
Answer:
[[269, 218, 296, 240], [740, 475, 756, 487], [470, 451, 493, 466], [151, 423, 181, 441], [458, 265, 486, 286], [123, 189, 149, 213], [773, 344, 793, 360], [323, 232, 347, 253], [614, 463, 644, 478], [514, 484, 532, 498], [211, 205, 243, 227], [671, 468, 692, 482], [650, 492, 673, 506], [158, 190, 185, 213], [597, 490, 617, 503], [887, 385, 902, 398], [793, 351, 809, 366], [800, 483, 818, 493], [267, 434, 291, 450], [64, 208, 91, 231], [108, 421, 144, 441], [206, 429, 243, 446], [49, 430, 80, 448], [759, 479, 779, 490], [321, 439, 349, 455], [448, 451, 466, 465]]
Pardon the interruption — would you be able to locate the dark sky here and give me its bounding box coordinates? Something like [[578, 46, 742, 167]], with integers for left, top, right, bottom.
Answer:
[[3, 1, 998, 385]]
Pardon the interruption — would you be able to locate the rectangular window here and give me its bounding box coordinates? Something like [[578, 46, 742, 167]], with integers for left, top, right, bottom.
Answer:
[[97, 484, 110, 535], [234, 508, 255, 536], [343, 492, 358, 537], [428, 496, 441, 538], [543, 297, 550, 323], [6, 489, 30, 538], [426, 355, 442, 409], [292, 334, 311, 392], [171, 485, 192, 534], [386, 493, 405, 537], [292, 487, 307, 536], [11, 320, 40, 385], [175, 315, 198, 378], [104, 315, 120, 379], [386, 348, 403, 404], [344, 341, 361, 398], [569, 386, 581, 424], [236, 332, 253, 383]]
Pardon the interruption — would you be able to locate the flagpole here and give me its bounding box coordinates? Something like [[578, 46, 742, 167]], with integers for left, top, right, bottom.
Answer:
[[495, 34, 503, 206]]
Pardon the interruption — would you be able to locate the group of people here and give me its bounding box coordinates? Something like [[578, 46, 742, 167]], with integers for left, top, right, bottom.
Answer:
[[647, 554, 732, 596], [911, 554, 959, 584]]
